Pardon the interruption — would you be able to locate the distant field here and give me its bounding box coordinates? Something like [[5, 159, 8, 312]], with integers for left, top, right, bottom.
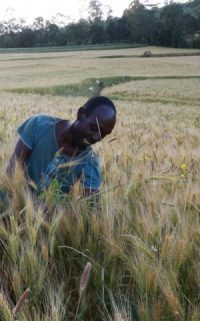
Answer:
[[103, 77, 200, 106], [0, 45, 200, 91], [0, 46, 200, 321]]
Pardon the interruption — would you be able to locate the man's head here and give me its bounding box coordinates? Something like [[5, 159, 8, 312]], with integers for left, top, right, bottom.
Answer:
[[72, 96, 116, 149]]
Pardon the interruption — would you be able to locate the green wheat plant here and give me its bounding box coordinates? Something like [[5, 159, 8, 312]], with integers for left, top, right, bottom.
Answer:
[[0, 46, 200, 320]]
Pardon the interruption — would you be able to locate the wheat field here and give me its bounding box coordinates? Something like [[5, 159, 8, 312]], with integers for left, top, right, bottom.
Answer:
[[0, 46, 200, 321]]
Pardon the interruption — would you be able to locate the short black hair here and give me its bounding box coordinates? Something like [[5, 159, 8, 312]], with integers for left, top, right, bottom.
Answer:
[[84, 96, 116, 116]]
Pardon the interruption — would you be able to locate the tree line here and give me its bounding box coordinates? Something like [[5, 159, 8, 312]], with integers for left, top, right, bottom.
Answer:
[[0, 0, 199, 49]]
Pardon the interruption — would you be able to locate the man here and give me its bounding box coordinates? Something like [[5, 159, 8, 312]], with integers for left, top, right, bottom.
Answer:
[[7, 95, 116, 198]]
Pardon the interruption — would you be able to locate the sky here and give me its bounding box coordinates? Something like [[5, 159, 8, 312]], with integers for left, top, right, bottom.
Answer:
[[0, 0, 187, 24]]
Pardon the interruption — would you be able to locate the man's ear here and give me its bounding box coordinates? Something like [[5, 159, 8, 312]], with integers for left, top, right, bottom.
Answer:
[[77, 107, 86, 120]]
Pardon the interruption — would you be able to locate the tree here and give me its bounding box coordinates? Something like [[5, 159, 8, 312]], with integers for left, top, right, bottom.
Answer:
[[45, 24, 63, 46], [63, 20, 90, 45], [158, 3, 185, 47], [32, 17, 46, 30], [89, 19, 105, 43], [123, 2, 159, 44], [88, 0, 103, 21], [87, 0, 105, 43], [17, 28, 35, 47], [105, 17, 130, 43], [106, 17, 120, 42]]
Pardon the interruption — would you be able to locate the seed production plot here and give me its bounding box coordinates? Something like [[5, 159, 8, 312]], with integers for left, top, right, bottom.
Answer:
[[0, 46, 200, 321]]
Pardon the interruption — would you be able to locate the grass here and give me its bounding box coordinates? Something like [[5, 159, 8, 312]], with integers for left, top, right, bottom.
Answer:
[[6, 76, 134, 97], [0, 46, 200, 320], [6, 75, 200, 101], [0, 43, 145, 54], [99, 52, 200, 59]]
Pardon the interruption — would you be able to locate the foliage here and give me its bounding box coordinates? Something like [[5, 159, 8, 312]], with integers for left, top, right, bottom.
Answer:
[[0, 0, 199, 48]]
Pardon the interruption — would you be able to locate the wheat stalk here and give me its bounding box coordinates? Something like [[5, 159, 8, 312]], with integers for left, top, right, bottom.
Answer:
[[175, 311, 183, 321], [74, 262, 92, 321], [12, 288, 30, 317]]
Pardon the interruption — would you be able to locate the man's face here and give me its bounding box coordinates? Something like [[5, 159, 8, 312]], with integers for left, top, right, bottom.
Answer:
[[72, 105, 116, 150]]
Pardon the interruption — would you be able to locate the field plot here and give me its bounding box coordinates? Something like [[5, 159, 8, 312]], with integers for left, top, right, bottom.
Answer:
[[103, 77, 200, 105], [0, 46, 200, 321], [0, 46, 200, 89]]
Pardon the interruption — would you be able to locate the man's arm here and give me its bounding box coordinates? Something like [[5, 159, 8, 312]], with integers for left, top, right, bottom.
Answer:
[[7, 139, 32, 176]]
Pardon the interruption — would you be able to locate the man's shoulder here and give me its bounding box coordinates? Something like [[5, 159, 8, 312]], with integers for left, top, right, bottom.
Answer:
[[17, 114, 64, 149], [18, 114, 63, 135], [29, 114, 63, 126]]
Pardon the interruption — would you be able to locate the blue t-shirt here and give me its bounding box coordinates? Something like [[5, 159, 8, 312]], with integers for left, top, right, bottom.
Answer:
[[17, 114, 101, 194]]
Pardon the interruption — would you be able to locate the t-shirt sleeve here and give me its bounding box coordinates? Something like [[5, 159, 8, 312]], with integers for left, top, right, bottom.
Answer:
[[16, 115, 44, 150], [81, 151, 101, 190]]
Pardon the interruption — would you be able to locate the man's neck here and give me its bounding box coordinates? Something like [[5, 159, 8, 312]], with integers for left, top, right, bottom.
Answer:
[[56, 120, 82, 156], [56, 120, 72, 146]]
